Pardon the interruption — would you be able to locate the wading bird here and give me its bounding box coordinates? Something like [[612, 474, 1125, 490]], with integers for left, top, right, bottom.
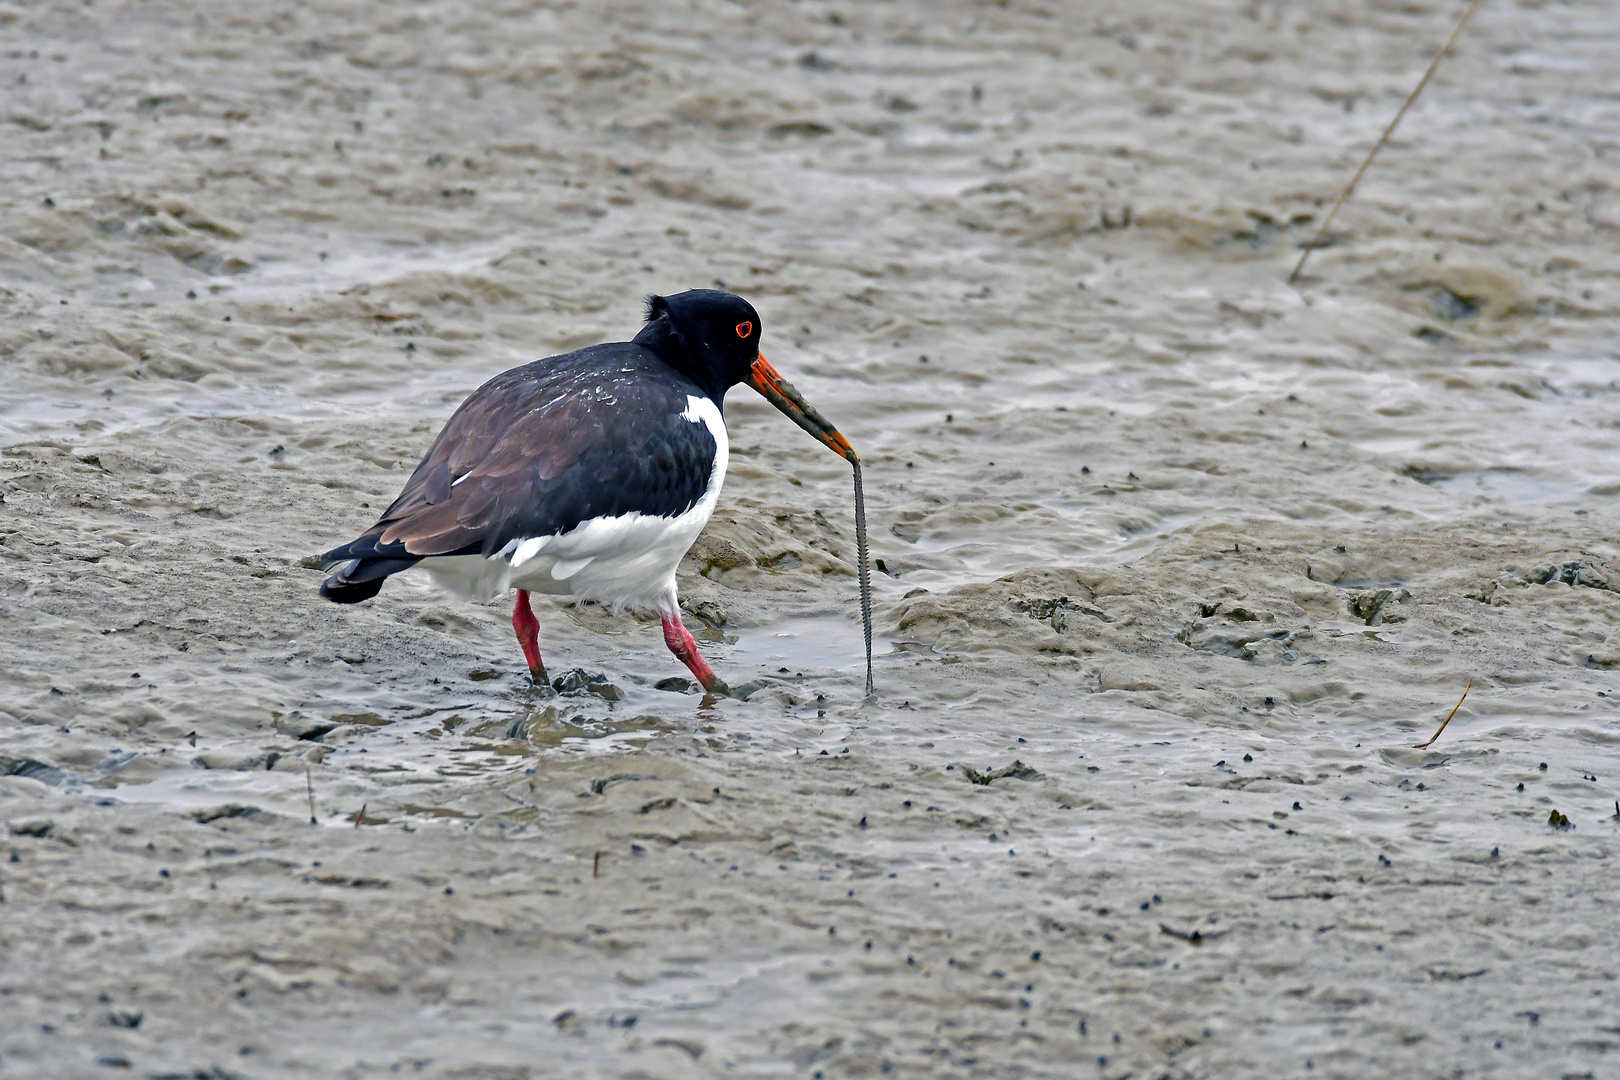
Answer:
[[318, 290, 858, 695]]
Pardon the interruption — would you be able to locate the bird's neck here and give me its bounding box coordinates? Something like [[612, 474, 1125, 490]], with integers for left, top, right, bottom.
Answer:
[[632, 318, 725, 406]]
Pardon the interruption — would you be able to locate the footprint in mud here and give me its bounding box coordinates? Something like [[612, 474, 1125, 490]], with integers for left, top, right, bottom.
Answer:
[[549, 668, 621, 701]]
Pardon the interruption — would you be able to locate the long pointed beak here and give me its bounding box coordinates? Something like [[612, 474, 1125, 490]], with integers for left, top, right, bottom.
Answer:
[[745, 354, 859, 464]]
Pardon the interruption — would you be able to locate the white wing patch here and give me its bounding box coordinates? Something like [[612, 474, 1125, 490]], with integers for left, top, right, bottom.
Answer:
[[451, 471, 472, 487]]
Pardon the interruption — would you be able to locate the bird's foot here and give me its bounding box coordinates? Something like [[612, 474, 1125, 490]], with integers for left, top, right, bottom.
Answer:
[[699, 673, 731, 698], [522, 665, 556, 698]]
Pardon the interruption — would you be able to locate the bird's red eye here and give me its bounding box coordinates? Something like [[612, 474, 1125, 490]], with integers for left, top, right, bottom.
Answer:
[[735, 321, 752, 338]]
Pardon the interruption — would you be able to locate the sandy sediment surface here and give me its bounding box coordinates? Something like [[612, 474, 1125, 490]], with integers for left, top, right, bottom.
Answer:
[[3, 0, 1620, 1076]]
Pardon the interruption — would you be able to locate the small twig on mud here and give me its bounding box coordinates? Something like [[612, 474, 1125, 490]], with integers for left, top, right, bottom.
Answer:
[[1289, 0, 1487, 284], [593, 852, 602, 879], [352, 803, 366, 828], [959, 760, 1040, 785], [1414, 679, 1473, 750], [306, 765, 317, 825]]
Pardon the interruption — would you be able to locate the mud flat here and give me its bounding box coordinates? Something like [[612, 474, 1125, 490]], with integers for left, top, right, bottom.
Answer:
[[3, 0, 1620, 1076]]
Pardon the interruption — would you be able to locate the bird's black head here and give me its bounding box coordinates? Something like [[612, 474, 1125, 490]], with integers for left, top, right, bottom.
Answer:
[[633, 289, 762, 403]]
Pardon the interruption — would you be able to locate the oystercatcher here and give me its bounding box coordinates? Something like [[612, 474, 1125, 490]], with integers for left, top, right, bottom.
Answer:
[[318, 289, 858, 695]]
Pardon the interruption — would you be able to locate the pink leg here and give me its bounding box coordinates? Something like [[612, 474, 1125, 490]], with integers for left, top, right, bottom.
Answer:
[[512, 589, 546, 684], [661, 610, 728, 695]]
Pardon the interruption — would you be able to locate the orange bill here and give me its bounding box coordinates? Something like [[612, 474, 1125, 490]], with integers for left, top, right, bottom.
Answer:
[[744, 354, 859, 464]]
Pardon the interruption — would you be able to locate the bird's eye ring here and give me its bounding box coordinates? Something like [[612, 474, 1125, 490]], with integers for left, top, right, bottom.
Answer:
[[735, 321, 752, 338]]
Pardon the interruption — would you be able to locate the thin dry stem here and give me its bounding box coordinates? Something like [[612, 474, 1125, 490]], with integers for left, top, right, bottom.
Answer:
[[1414, 679, 1473, 750], [1289, 0, 1486, 284], [853, 460, 873, 696]]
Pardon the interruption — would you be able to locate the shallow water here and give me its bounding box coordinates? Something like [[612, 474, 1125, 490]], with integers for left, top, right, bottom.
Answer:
[[727, 614, 879, 672], [3, 0, 1620, 1077]]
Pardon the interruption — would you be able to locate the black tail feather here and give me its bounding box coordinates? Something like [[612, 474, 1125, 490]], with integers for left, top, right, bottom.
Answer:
[[320, 574, 386, 604], [318, 556, 421, 604], [319, 523, 478, 604]]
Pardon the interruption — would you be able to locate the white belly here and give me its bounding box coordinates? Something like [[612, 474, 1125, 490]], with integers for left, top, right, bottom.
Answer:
[[413, 395, 728, 615]]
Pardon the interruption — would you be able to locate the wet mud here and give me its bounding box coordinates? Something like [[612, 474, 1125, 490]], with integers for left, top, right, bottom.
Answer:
[[3, 0, 1620, 1077]]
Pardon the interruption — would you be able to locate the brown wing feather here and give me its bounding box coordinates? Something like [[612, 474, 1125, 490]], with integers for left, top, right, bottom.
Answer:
[[373, 374, 574, 555], [331, 345, 718, 563]]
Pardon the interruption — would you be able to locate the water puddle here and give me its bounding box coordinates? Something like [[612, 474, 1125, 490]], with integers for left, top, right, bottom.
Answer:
[[94, 678, 695, 827], [1404, 468, 1589, 504], [80, 611, 910, 829], [727, 615, 885, 674], [893, 506, 1203, 593]]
